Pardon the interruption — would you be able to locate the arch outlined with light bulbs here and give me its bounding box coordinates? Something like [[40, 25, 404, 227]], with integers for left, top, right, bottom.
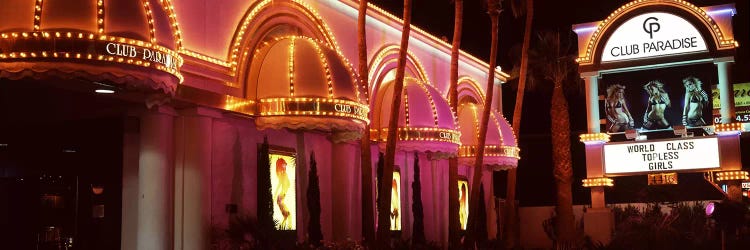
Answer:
[[231, 0, 352, 93], [455, 76, 486, 106], [577, 0, 738, 66], [368, 44, 431, 107]]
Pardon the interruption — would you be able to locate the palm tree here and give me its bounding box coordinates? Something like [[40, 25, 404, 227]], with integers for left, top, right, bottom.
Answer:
[[377, 0, 413, 247], [447, 0, 464, 247], [357, 0, 376, 246], [530, 30, 578, 248], [505, 0, 533, 248], [466, 0, 501, 247]]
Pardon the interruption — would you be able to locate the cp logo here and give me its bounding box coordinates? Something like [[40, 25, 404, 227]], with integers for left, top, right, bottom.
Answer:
[[643, 17, 660, 39]]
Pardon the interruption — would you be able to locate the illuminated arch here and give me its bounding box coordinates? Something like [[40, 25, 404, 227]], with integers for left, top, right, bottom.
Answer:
[[455, 76, 485, 106], [178, 0, 343, 77], [577, 0, 738, 65], [368, 45, 431, 105], [223, 0, 350, 94], [160, 0, 183, 49]]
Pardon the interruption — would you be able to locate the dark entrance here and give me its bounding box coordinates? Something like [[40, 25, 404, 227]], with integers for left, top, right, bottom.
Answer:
[[0, 79, 128, 249]]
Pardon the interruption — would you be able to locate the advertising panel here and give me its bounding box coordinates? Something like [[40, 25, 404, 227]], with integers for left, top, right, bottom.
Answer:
[[711, 82, 750, 123], [458, 179, 469, 230], [603, 137, 720, 174], [602, 63, 716, 133], [270, 152, 296, 230], [390, 171, 401, 231]]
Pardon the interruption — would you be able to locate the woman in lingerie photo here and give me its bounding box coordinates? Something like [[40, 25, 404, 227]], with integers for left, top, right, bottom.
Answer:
[[682, 76, 709, 127], [605, 84, 635, 132], [643, 80, 671, 129]]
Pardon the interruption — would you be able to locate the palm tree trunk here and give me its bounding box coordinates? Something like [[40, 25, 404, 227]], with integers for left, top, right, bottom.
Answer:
[[448, 0, 463, 248], [467, 0, 500, 246], [506, 0, 533, 247], [551, 80, 575, 247], [357, 0, 376, 246], [377, 0, 412, 247]]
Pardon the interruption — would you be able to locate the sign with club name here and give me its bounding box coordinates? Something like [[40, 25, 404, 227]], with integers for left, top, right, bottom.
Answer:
[[742, 182, 750, 189], [648, 172, 678, 185], [104, 42, 177, 70], [603, 137, 720, 174], [602, 12, 707, 63]]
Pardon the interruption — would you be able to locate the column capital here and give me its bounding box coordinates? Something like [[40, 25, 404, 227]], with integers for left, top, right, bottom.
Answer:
[[713, 56, 735, 64], [129, 105, 178, 117], [178, 107, 224, 119], [580, 71, 600, 78]]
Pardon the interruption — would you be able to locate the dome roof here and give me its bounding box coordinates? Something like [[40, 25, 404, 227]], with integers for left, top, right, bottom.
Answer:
[[0, 0, 180, 49], [456, 102, 519, 170], [0, 0, 183, 94], [252, 36, 368, 140], [372, 77, 460, 156]]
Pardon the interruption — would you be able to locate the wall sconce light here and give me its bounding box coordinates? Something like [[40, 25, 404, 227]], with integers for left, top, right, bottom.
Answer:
[[91, 185, 104, 195]]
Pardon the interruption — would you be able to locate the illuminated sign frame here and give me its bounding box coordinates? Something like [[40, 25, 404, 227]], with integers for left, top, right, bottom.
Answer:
[[259, 97, 370, 124], [390, 170, 402, 231], [458, 145, 520, 159], [269, 147, 297, 231], [457, 178, 469, 231], [0, 32, 183, 82], [601, 12, 708, 63], [603, 136, 721, 175], [371, 127, 461, 144]]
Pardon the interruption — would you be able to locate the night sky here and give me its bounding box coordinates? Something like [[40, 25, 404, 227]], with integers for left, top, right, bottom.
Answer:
[[372, 0, 750, 206]]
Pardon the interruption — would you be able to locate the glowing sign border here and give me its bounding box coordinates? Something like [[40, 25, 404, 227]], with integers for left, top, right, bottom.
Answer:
[[603, 136, 721, 175]]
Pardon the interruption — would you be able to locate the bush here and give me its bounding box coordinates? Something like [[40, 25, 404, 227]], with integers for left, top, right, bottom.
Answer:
[[607, 202, 718, 250]]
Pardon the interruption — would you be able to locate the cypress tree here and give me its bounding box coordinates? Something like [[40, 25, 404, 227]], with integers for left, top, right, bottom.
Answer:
[[411, 152, 425, 245], [307, 152, 323, 246], [376, 152, 384, 216]]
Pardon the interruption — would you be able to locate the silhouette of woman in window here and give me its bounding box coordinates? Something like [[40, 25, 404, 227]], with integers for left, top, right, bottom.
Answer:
[[390, 178, 400, 230], [275, 158, 292, 229], [643, 80, 671, 129], [459, 183, 468, 230]]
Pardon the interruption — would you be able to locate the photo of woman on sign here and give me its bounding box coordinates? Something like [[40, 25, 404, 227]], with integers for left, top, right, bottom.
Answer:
[[275, 158, 292, 229], [643, 80, 671, 129], [601, 63, 716, 132], [682, 76, 709, 126], [605, 84, 635, 132]]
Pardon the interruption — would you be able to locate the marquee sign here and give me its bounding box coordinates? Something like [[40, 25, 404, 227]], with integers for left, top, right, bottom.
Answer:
[[603, 137, 720, 174], [602, 12, 708, 63], [0, 32, 183, 82], [104, 42, 177, 70]]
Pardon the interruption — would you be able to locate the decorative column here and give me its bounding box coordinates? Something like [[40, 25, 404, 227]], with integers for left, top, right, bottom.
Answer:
[[493, 79, 503, 113], [582, 71, 600, 133], [580, 71, 613, 245], [173, 107, 221, 250], [137, 106, 176, 250], [121, 116, 140, 250], [331, 141, 356, 240], [481, 167, 497, 240], [715, 57, 735, 123]]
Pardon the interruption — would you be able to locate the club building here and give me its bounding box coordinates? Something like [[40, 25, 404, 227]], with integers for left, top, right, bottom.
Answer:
[[0, 0, 520, 249], [574, 0, 747, 244]]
